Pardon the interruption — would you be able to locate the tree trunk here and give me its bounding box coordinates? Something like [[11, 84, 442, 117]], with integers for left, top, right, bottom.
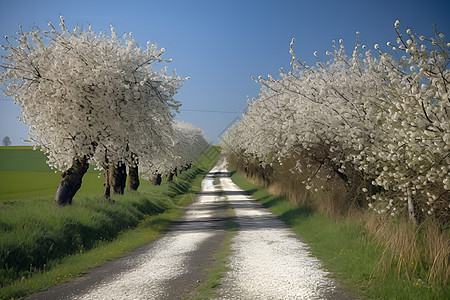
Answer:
[[109, 162, 127, 194], [103, 162, 127, 198], [128, 164, 140, 191], [332, 164, 348, 183], [154, 173, 162, 185], [407, 187, 416, 224], [167, 172, 174, 181], [167, 167, 177, 182], [264, 164, 273, 185], [55, 156, 89, 205], [103, 166, 111, 199]]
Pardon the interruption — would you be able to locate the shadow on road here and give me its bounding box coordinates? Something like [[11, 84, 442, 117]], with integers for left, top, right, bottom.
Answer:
[[204, 171, 230, 178]]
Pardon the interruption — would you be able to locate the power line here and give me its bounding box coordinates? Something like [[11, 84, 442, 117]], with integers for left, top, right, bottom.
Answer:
[[179, 109, 239, 114], [0, 99, 242, 115]]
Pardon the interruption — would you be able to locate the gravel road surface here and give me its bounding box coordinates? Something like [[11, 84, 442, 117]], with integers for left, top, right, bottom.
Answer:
[[215, 159, 353, 299], [28, 156, 354, 299]]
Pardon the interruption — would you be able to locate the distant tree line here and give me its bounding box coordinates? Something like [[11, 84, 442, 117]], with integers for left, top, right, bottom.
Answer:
[[2, 136, 11, 146]]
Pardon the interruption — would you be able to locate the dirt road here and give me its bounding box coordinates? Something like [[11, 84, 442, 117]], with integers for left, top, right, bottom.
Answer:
[[215, 160, 352, 299], [28, 157, 353, 299]]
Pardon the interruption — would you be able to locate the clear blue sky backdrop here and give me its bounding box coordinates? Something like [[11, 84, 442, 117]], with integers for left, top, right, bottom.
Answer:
[[1, 0, 449, 144]]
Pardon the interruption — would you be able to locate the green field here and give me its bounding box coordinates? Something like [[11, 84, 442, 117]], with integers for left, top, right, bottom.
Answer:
[[0, 146, 104, 202], [0, 146, 53, 172]]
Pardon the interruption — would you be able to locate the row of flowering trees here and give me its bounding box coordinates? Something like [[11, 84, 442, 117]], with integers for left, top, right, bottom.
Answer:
[[0, 16, 209, 205], [222, 20, 449, 224]]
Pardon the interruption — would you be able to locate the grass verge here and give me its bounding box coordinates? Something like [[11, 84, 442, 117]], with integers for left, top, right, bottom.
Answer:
[[230, 170, 449, 300], [0, 146, 220, 300]]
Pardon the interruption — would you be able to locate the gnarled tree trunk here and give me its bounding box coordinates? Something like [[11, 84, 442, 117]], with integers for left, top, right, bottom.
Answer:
[[55, 156, 89, 205], [154, 173, 162, 185], [167, 167, 177, 182], [110, 162, 127, 194], [128, 164, 140, 191], [103, 162, 127, 198]]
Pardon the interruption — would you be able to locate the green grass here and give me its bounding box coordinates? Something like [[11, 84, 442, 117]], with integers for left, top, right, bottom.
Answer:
[[0, 145, 221, 300], [0, 172, 104, 202], [230, 170, 449, 300], [190, 200, 239, 299], [0, 146, 109, 202], [0, 147, 51, 172], [0, 146, 100, 173]]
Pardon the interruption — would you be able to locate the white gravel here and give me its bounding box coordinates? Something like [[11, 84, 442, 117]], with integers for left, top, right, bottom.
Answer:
[[73, 231, 214, 300], [216, 162, 342, 299]]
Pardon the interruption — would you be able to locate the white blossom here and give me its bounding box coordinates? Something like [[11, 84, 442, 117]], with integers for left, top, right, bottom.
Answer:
[[0, 16, 197, 176], [221, 20, 449, 221]]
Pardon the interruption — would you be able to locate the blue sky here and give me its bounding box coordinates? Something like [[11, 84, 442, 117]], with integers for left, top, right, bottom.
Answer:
[[1, 0, 449, 144]]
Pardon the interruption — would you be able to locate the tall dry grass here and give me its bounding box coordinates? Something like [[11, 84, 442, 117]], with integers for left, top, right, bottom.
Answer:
[[365, 213, 449, 286]]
